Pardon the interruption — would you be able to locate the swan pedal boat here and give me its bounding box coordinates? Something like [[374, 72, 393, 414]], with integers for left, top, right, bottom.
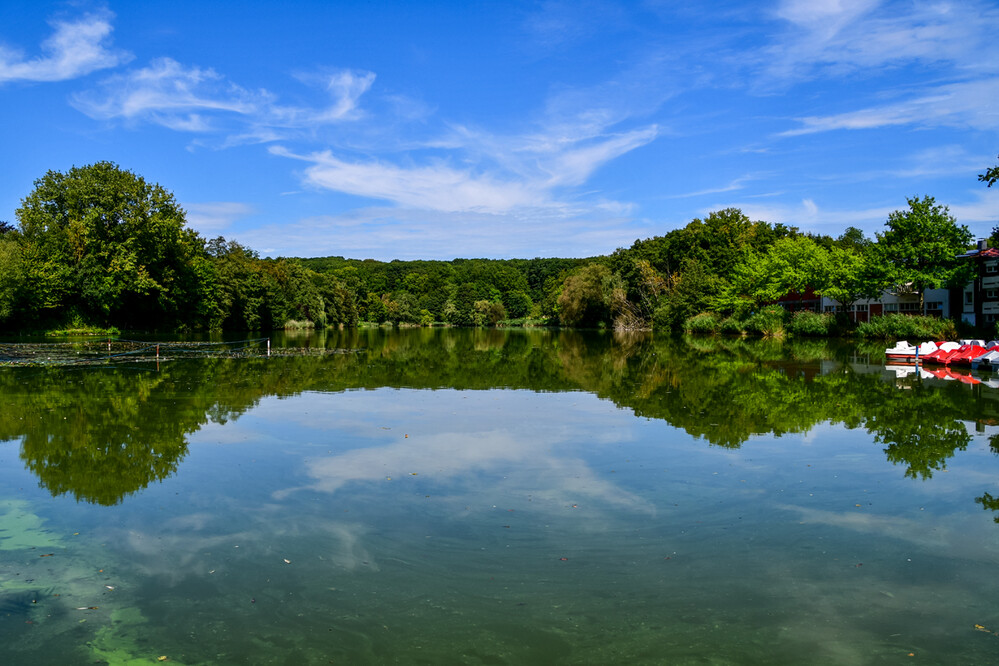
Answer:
[[885, 339, 999, 368]]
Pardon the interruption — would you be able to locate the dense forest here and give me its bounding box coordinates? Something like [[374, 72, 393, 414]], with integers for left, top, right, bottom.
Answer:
[[0, 158, 995, 334]]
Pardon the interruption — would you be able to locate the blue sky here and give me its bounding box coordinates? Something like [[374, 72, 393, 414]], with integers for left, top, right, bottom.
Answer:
[[1, 0, 997, 260]]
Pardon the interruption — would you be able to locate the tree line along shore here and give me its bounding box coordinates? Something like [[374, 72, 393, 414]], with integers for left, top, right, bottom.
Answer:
[[1, 159, 997, 339]]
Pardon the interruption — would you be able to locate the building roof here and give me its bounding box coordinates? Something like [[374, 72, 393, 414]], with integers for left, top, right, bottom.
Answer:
[[957, 247, 999, 260]]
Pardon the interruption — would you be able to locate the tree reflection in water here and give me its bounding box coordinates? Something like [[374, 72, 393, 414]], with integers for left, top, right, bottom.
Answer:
[[1, 329, 996, 517]]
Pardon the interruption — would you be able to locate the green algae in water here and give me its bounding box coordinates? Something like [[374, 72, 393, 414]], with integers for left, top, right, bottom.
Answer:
[[0, 500, 62, 551], [90, 607, 190, 666]]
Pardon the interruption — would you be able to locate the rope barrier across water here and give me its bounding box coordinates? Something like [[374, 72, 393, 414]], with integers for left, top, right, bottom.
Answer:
[[0, 337, 330, 367]]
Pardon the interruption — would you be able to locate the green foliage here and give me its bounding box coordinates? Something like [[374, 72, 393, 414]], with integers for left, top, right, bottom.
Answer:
[[744, 305, 789, 338], [980, 154, 999, 188], [719, 316, 745, 335], [819, 245, 881, 309], [788, 310, 838, 337], [653, 259, 725, 331], [444, 282, 479, 326], [16, 162, 204, 328], [557, 263, 619, 327], [684, 312, 722, 335], [976, 492, 999, 523], [870, 196, 973, 301], [731, 236, 829, 305], [0, 235, 25, 324], [854, 313, 957, 340], [503, 289, 533, 319], [473, 300, 506, 327]]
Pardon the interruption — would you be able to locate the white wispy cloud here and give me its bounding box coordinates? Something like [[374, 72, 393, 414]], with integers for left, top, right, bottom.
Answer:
[[72, 57, 257, 130], [781, 78, 999, 136], [542, 126, 659, 187], [284, 69, 376, 124], [270, 116, 658, 217], [0, 10, 130, 84], [669, 174, 760, 199], [764, 0, 999, 81], [271, 146, 548, 214], [73, 57, 376, 141]]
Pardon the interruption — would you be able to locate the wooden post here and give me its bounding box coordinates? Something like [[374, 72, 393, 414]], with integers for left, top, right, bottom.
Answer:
[[267, 338, 271, 357]]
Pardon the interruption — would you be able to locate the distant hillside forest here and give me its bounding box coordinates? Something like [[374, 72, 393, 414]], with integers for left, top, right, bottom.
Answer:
[[0, 159, 996, 334]]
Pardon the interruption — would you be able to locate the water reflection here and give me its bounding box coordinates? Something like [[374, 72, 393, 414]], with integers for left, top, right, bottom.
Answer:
[[1, 329, 997, 517]]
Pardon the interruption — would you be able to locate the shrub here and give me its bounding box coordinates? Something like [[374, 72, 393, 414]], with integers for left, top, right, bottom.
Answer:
[[652, 302, 681, 332], [719, 316, 745, 335], [744, 305, 788, 338], [684, 312, 722, 335], [788, 310, 837, 337], [854, 314, 957, 340]]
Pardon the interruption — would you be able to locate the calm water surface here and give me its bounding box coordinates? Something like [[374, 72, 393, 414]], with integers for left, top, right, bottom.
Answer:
[[1, 329, 998, 665]]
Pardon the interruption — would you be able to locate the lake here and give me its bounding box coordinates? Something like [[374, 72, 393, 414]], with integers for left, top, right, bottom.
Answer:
[[2, 328, 998, 665]]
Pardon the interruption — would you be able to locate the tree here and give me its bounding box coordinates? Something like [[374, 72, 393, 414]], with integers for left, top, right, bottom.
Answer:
[[870, 196, 973, 309], [502, 289, 533, 319], [654, 259, 725, 329], [835, 226, 872, 252], [557, 263, 620, 327], [819, 245, 881, 313], [980, 154, 999, 188], [15, 162, 205, 328], [979, 155, 999, 246], [730, 236, 830, 306], [0, 234, 25, 323]]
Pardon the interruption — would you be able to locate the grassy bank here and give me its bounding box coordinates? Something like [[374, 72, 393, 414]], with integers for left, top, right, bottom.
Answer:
[[680, 310, 963, 341]]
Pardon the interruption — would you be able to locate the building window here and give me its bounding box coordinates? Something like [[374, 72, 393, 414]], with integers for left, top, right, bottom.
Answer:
[[966, 291, 975, 304], [900, 302, 920, 312], [851, 303, 868, 312], [884, 303, 898, 312], [823, 305, 836, 313], [988, 290, 999, 300], [925, 301, 942, 311], [987, 262, 998, 274]]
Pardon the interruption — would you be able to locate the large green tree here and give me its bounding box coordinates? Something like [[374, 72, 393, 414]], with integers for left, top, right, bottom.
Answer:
[[870, 196, 973, 308], [16, 162, 208, 327]]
